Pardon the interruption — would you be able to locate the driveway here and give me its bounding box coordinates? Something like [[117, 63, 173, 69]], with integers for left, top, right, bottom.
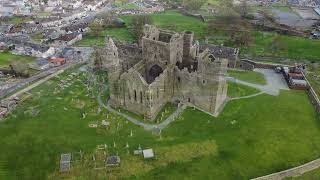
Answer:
[[228, 68, 289, 96]]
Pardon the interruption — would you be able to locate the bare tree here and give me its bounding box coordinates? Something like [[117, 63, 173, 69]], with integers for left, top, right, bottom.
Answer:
[[182, 0, 207, 12], [89, 21, 103, 37], [130, 15, 153, 40]]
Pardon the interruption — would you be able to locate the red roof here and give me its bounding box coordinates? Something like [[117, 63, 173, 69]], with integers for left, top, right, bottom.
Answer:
[[49, 58, 65, 63]]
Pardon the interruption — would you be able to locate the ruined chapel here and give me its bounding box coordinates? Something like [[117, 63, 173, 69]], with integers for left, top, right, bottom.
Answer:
[[98, 25, 238, 120]]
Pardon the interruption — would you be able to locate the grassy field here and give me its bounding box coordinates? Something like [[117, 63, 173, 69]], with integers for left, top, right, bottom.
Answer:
[[118, 102, 177, 123], [0, 65, 320, 179], [243, 31, 320, 61], [227, 82, 260, 98], [228, 70, 267, 85], [75, 28, 135, 46], [307, 65, 320, 97], [77, 9, 320, 61], [0, 52, 36, 67], [76, 10, 207, 46]]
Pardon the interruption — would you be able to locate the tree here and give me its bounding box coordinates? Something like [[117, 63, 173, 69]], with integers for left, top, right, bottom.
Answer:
[[182, 0, 207, 12], [9, 61, 29, 77], [130, 15, 153, 39], [207, 15, 252, 47], [219, 0, 235, 16], [98, 12, 115, 27], [89, 21, 103, 37], [235, 0, 249, 18]]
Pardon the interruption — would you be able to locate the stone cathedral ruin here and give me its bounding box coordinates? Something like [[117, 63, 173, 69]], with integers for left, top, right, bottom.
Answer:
[[96, 25, 239, 120]]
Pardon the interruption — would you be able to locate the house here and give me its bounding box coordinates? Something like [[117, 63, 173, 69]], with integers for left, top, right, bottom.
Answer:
[[0, 42, 7, 52], [49, 57, 65, 66], [311, 31, 320, 39], [53, 33, 82, 46]]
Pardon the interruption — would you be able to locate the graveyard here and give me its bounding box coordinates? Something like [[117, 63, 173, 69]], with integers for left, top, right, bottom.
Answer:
[[0, 64, 319, 179]]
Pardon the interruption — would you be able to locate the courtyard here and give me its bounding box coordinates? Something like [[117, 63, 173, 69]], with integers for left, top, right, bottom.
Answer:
[[0, 66, 319, 179]]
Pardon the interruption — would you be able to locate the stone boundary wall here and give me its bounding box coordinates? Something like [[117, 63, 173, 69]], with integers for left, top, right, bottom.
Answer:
[[251, 158, 320, 180], [179, 8, 206, 22], [303, 73, 320, 112], [239, 60, 288, 70], [240, 54, 318, 64]]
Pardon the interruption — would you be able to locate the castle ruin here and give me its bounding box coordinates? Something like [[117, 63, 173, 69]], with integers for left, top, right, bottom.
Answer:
[[100, 25, 237, 120]]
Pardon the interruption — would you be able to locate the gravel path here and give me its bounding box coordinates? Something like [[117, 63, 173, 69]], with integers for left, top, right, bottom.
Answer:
[[97, 95, 186, 132], [228, 68, 289, 96]]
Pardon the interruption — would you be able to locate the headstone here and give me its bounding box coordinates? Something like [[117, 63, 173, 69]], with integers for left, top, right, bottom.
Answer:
[[143, 149, 154, 159]]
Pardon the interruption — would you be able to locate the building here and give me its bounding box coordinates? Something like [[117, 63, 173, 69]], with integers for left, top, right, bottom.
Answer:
[[49, 57, 65, 66], [99, 25, 231, 120]]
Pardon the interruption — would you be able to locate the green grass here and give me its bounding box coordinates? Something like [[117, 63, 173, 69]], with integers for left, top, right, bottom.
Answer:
[[78, 10, 320, 62], [228, 70, 267, 85], [227, 82, 260, 98], [75, 28, 135, 46], [0, 52, 36, 67], [0, 66, 320, 180], [243, 31, 320, 61], [117, 102, 177, 123], [120, 3, 140, 10], [76, 10, 207, 46], [4, 16, 33, 24], [121, 10, 207, 39], [307, 66, 320, 97]]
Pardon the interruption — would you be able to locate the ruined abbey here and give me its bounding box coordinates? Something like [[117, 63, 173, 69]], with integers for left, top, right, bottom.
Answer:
[[97, 25, 239, 120]]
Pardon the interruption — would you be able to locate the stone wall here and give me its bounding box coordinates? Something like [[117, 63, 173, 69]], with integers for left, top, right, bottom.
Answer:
[[107, 25, 229, 120], [303, 73, 320, 113]]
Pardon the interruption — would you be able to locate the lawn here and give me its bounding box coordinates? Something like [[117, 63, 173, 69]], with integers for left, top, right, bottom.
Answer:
[[227, 82, 260, 98], [118, 102, 177, 123], [76, 10, 207, 46], [228, 70, 267, 85], [243, 31, 320, 61], [75, 28, 135, 46], [0, 65, 320, 179], [0, 52, 36, 68], [79, 10, 320, 62], [307, 65, 320, 97]]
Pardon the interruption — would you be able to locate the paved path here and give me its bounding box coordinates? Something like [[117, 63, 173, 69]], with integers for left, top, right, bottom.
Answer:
[[97, 95, 186, 132], [252, 158, 320, 180], [228, 68, 289, 96], [229, 92, 265, 101], [4, 63, 77, 101]]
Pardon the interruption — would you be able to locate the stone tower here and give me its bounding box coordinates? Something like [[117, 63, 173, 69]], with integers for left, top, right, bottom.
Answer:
[[104, 37, 121, 107]]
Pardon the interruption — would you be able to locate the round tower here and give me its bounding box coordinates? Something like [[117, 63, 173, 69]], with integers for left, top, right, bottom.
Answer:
[[183, 31, 194, 59]]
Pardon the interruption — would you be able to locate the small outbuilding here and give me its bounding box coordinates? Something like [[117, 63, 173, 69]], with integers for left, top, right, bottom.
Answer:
[[49, 57, 65, 66]]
